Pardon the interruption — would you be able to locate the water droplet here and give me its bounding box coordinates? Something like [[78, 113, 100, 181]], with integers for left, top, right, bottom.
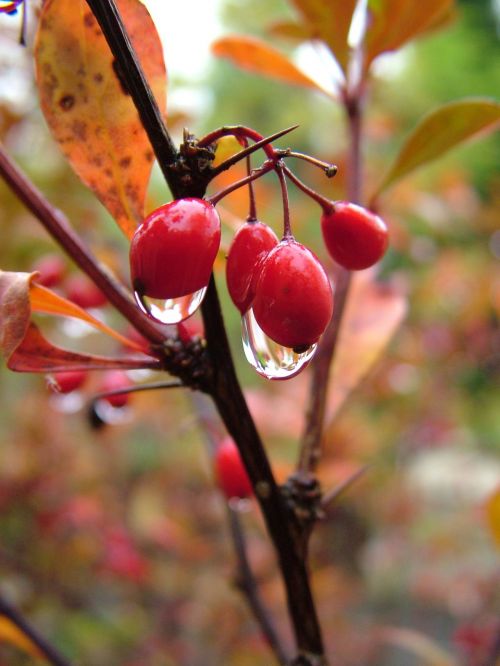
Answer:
[[93, 399, 133, 425], [49, 391, 84, 413], [241, 309, 316, 380], [133, 287, 206, 324]]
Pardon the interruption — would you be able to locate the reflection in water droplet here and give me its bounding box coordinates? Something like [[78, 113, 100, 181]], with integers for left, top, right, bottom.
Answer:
[[242, 309, 316, 380], [49, 391, 84, 413], [133, 287, 207, 324], [93, 399, 133, 425]]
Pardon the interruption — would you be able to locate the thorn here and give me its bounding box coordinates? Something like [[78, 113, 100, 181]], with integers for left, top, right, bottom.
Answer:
[[210, 125, 299, 178]]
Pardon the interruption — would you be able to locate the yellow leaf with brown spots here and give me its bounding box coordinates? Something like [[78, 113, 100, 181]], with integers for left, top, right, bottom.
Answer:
[[34, 0, 167, 238]]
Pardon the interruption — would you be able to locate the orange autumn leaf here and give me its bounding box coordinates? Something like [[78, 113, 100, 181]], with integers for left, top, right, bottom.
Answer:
[[34, 0, 167, 238], [0, 616, 45, 661], [289, 0, 358, 73], [212, 35, 333, 97], [364, 0, 455, 74], [30, 281, 145, 352], [485, 486, 500, 548]]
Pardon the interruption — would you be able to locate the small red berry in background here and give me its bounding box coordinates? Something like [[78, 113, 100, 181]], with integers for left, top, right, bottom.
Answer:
[[215, 437, 253, 500], [32, 254, 66, 288], [129, 198, 221, 300], [98, 370, 133, 408], [50, 369, 87, 394], [65, 274, 107, 309], [321, 201, 389, 270], [252, 240, 333, 349], [226, 220, 278, 314]]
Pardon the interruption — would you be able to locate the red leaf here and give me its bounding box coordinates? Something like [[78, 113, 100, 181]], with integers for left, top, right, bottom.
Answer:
[[0, 270, 159, 373], [7, 323, 157, 373]]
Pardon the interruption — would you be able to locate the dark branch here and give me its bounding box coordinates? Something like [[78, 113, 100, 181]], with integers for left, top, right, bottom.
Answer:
[[227, 506, 291, 665], [0, 145, 166, 347], [84, 0, 179, 193], [0, 594, 73, 666]]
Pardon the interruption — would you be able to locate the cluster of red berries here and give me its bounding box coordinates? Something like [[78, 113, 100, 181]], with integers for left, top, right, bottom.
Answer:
[[129, 198, 388, 354]]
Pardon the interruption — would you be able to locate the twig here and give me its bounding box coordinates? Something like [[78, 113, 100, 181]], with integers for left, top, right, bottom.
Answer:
[[297, 79, 364, 476], [227, 505, 291, 665], [0, 594, 73, 666], [90, 378, 183, 404], [297, 268, 351, 473], [321, 465, 371, 509]]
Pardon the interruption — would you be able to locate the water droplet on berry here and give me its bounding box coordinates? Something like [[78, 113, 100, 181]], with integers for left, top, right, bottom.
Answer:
[[241, 308, 316, 380], [133, 286, 206, 324]]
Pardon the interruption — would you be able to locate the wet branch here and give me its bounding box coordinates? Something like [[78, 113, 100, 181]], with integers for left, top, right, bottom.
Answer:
[[85, 0, 326, 661]]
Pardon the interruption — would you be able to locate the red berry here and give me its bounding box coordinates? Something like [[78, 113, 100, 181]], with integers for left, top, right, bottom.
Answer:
[[252, 240, 333, 349], [130, 198, 221, 300], [214, 437, 253, 500], [33, 254, 66, 288], [321, 201, 388, 271], [98, 370, 133, 408], [51, 369, 87, 393], [226, 220, 278, 314], [65, 275, 107, 309]]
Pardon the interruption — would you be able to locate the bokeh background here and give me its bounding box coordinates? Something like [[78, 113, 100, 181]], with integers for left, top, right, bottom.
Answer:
[[0, 0, 499, 664]]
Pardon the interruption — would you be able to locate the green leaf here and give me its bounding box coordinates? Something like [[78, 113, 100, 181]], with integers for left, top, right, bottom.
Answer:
[[373, 98, 500, 199]]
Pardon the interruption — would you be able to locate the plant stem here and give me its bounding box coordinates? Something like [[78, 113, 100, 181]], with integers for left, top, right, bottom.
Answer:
[[297, 88, 364, 475], [202, 276, 325, 660], [298, 267, 351, 473], [0, 594, 73, 666], [227, 506, 291, 665], [0, 145, 166, 347], [86, 0, 327, 660]]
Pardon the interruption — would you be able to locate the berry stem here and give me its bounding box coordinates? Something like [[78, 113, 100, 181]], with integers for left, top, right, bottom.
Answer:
[[245, 152, 258, 222], [285, 151, 338, 178], [282, 165, 334, 213], [209, 159, 275, 206], [276, 161, 293, 240]]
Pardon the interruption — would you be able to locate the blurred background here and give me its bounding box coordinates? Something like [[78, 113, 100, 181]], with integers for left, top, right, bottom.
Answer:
[[0, 0, 499, 664]]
